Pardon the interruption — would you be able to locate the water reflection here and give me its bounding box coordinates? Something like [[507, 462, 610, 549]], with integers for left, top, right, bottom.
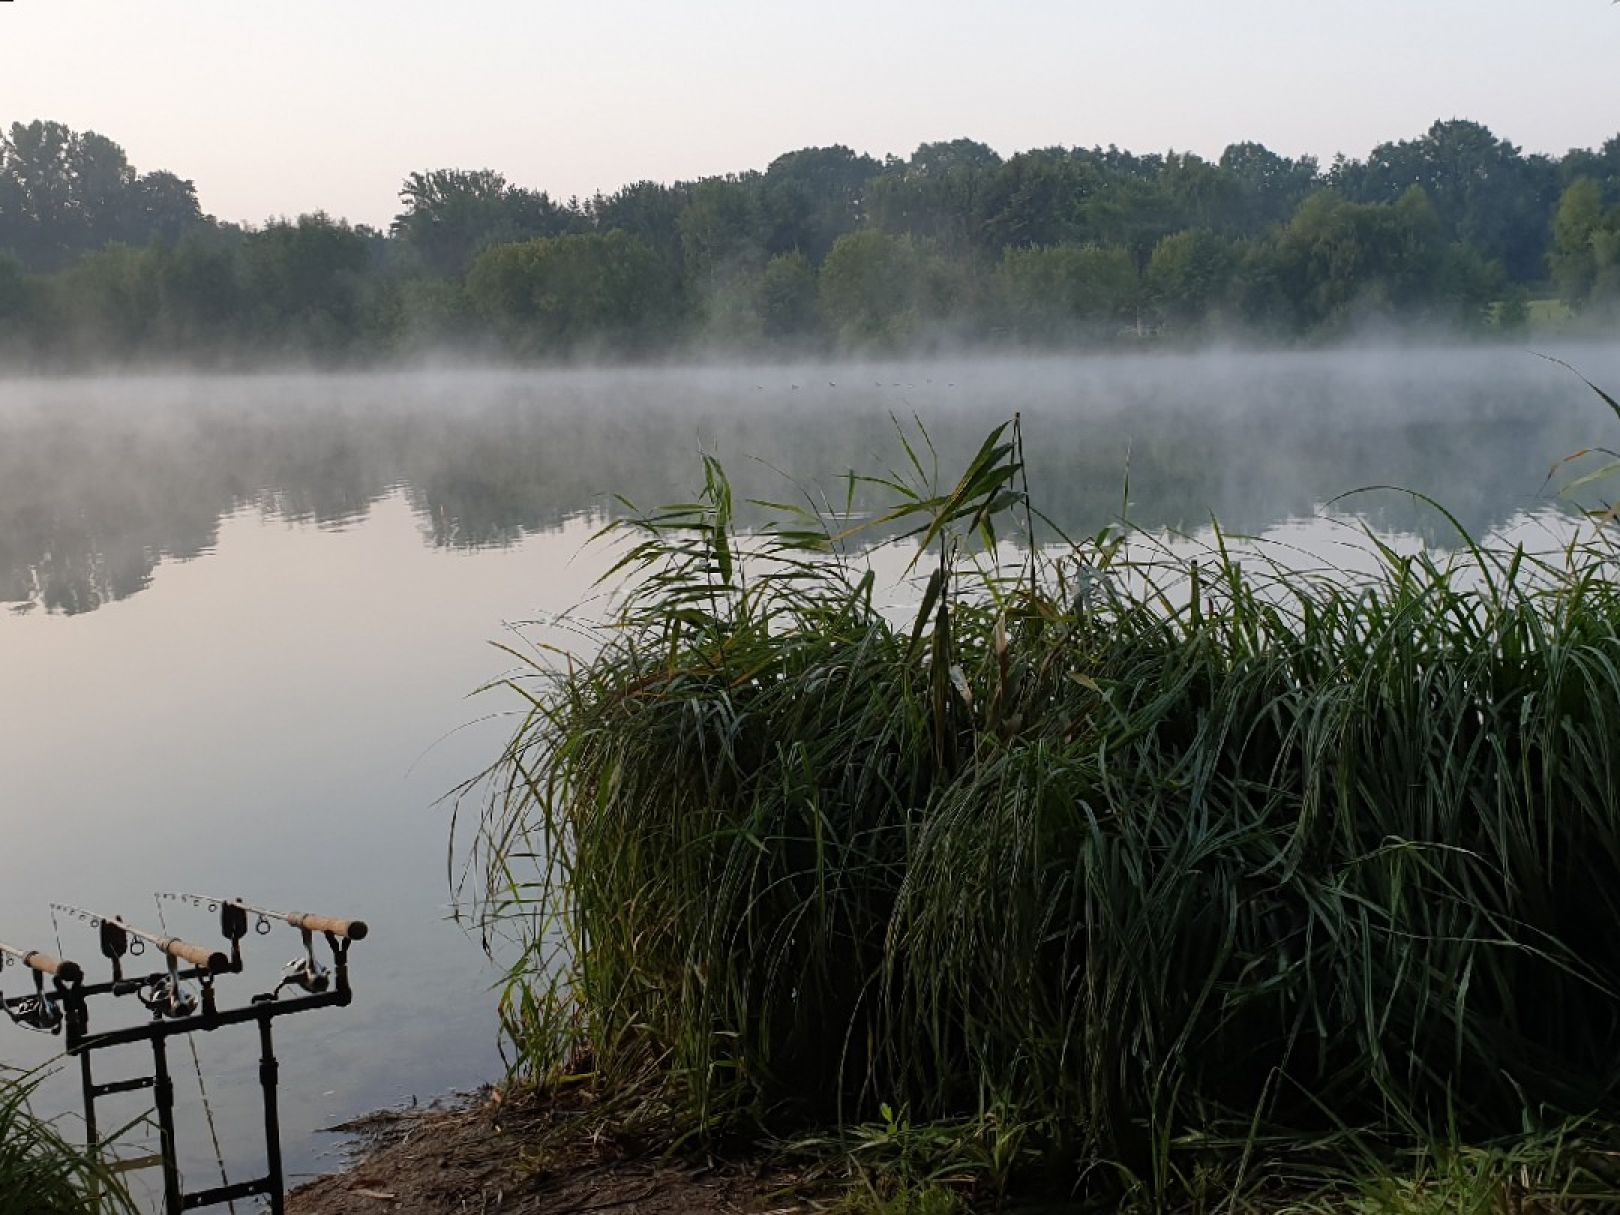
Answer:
[[2, 347, 1614, 617]]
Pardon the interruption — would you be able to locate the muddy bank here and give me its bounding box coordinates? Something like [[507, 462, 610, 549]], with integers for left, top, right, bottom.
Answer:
[[286, 1087, 819, 1215]]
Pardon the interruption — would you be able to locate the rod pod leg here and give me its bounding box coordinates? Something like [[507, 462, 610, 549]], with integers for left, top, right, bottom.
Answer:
[[79, 1051, 101, 1212], [151, 1036, 182, 1215], [258, 1012, 285, 1214]]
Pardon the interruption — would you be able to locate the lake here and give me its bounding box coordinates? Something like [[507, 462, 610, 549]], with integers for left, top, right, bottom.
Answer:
[[0, 344, 1616, 1208]]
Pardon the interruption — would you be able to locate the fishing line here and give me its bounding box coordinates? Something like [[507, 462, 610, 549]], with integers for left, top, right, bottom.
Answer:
[[155, 894, 237, 1215]]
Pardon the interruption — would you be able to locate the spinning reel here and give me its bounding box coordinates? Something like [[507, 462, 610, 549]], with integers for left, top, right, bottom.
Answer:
[[0, 945, 83, 1034]]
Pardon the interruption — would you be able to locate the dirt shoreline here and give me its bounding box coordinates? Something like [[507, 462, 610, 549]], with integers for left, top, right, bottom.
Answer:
[[286, 1087, 822, 1215]]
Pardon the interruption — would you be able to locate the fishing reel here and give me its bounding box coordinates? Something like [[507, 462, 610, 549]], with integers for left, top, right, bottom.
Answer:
[[138, 957, 199, 1020], [276, 930, 330, 996], [4, 990, 63, 1034], [0, 955, 65, 1034]]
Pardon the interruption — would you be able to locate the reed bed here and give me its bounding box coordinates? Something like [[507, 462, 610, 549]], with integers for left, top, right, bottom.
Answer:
[[470, 416, 1620, 1206]]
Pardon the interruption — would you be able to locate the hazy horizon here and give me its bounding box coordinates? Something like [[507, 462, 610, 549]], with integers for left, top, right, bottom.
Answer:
[[2, 0, 1615, 228]]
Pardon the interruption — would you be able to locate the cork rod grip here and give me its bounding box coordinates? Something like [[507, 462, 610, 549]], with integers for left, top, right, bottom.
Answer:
[[22, 950, 83, 985], [156, 936, 231, 973], [286, 912, 368, 941]]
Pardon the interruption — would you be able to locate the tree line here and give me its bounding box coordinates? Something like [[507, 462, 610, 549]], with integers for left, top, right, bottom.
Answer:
[[1, 117, 1617, 364]]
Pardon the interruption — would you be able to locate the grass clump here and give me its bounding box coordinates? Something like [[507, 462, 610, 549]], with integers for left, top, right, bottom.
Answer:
[[469, 414, 1620, 1208], [0, 1071, 132, 1214]]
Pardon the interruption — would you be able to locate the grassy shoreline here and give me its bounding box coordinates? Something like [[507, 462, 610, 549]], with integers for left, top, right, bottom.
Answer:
[[464, 410, 1620, 1211]]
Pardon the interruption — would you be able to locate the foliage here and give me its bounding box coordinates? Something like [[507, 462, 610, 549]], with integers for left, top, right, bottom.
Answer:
[[470, 408, 1620, 1208], [392, 168, 577, 277], [0, 120, 203, 272], [0, 1071, 133, 1214], [466, 229, 679, 353], [996, 243, 1138, 340], [1551, 178, 1620, 311], [3, 114, 1617, 363], [819, 231, 958, 346]]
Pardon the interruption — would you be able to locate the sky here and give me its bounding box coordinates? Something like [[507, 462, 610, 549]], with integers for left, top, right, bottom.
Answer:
[[0, 0, 1615, 229]]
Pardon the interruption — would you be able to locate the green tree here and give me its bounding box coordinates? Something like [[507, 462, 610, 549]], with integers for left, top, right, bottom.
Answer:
[[0, 120, 202, 271], [1146, 229, 1240, 329], [241, 213, 373, 351], [760, 251, 818, 340], [1330, 120, 1558, 282], [678, 177, 763, 282], [1551, 178, 1606, 307], [466, 230, 678, 353], [867, 139, 1003, 252], [1218, 142, 1320, 230], [996, 243, 1137, 341], [978, 149, 1104, 250], [759, 145, 881, 261], [1272, 188, 1459, 329], [392, 169, 578, 277], [818, 230, 956, 346], [591, 179, 688, 263], [48, 244, 162, 354]]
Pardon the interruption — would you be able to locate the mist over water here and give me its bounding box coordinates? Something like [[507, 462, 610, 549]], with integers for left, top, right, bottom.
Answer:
[[3, 343, 1617, 618], [0, 344, 1617, 1206]]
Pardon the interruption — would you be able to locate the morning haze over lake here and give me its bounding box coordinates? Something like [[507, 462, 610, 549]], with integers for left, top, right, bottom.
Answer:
[[2, 3, 1619, 1212]]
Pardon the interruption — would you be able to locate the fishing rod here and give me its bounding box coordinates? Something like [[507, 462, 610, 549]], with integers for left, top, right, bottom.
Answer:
[[156, 892, 368, 994], [50, 903, 231, 1018], [155, 891, 368, 941]]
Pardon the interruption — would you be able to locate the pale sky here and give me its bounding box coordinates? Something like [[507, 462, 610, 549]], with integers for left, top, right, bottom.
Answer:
[[0, 1, 1615, 229]]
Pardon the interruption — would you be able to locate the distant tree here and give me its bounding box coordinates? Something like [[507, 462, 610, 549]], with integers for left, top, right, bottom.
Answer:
[[759, 145, 882, 261], [818, 230, 956, 346], [130, 170, 207, 246], [466, 230, 677, 352], [867, 139, 1003, 252], [48, 244, 162, 353], [1218, 142, 1320, 230], [1146, 229, 1240, 328], [1558, 136, 1620, 203], [1158, 153, 1248, 234], [678, 177, 763, 282], [760, 251, 818, 340], [1273, 189, 1450, 328], [1330, 120, 1559, 281], [1496, 284, 1531, 333], [241, 213, 372, 350], [1082, 174, 1183, 272], [590, 179, 687, 262], [392, 169, 577, 277], [1551, 178, 1606, 306], [0, 121, 203, 271], [978, 149, 1104, 250], [153, 228, 246, 347], [996, 243, 1138, 341]]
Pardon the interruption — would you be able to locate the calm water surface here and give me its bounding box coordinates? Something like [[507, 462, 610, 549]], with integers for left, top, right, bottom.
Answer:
[[0, 346, 1616, 1206]]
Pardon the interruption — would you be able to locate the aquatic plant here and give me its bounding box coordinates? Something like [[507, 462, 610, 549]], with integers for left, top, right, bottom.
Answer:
[[0, 1071, 132, 1214], [469, 411, 1620, 1205]]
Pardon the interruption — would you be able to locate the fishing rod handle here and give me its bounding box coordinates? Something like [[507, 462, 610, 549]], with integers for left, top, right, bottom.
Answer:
[[20, 950, 83, 985], [155, 935, 230, 973], [287, 912, 368, 942]]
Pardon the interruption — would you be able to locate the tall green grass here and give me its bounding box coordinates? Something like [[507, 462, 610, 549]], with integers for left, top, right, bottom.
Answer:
[[470, 413, 1620, 1204], [0, 1071, 132, 1214]]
